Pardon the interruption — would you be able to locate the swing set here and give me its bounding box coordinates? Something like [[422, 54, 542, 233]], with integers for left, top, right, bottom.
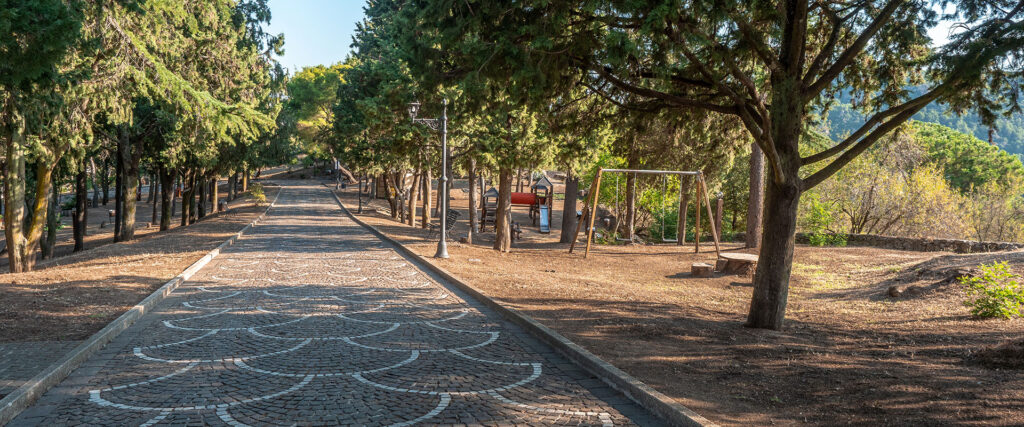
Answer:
[[568, 168, 722, 259]]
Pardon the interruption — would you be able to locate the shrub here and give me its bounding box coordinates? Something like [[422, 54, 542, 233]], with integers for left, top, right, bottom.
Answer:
[[250, 183, 267, 206], [808, 232, 848, 247], [801, 193, 847, 246], [960, 262, 1024, 319]]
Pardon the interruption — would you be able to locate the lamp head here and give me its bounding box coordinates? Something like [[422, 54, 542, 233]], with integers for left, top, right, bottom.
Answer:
[[407, 101, 421, 120]]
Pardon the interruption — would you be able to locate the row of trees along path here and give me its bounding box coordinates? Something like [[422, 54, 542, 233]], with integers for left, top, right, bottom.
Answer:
[[1, 1, 294, 273], [325, 0, 1024, 330]]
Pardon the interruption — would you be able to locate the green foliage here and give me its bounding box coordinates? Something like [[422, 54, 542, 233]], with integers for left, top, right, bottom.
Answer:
[[911, 122, 1024, 191], [250, 182, 267, 205], [826, 92, 1024, 159], [0, 0, 82, 89], [800, 193, 847, 247], [960, 262, 1024, 319], [808, 232, 848, 247], [800, 122, 1024, 242]]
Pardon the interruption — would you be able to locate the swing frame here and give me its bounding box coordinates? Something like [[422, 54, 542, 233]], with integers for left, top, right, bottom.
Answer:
[[568, 168, 722, 259]]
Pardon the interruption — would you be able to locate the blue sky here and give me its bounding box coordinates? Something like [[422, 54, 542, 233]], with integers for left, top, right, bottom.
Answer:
[[267, 0, 366, 72]]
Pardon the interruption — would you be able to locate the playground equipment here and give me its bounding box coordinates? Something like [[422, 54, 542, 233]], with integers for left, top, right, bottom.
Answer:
[[569, 168, 722, 259], [609, 173, 685, 243], [479, 175, 554, 232], [532, 176, 553, 233]]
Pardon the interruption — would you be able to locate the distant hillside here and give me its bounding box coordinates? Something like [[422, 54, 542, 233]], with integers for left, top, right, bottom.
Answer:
[[909, 121, 1024, 191], [822, 95, 1024, 157]]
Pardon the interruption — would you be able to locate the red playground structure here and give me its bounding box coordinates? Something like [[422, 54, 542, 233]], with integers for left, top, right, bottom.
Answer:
[[480, 175, 554, 232]]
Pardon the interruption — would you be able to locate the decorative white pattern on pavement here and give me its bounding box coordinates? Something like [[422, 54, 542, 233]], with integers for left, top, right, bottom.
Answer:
[[11, 184, 659, 426]]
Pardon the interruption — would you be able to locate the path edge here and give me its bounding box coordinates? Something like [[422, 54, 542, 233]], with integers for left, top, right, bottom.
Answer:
[[327, 188, 717, 427], [0, 187, 283, 426]]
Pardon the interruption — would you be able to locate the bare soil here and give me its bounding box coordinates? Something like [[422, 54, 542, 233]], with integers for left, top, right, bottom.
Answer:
[[0, 187, 277, 343], [338, 184, 1024, 426]]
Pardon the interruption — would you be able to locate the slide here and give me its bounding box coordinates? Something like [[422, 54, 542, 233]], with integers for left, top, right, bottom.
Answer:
[[539, 205, 551, 234]]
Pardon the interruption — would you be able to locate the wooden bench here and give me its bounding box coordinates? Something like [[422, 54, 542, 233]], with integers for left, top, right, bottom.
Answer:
[[716, 253, 759, 276]]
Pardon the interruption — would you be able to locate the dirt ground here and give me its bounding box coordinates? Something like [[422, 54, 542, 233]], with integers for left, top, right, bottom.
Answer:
[[0, 176, 264, 272], [336, 181, 1024, 426], [0, 186, 278, 344]]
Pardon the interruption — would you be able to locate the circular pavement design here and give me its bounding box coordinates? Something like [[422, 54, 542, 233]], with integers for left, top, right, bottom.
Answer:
[[10, 184, 662, 426]]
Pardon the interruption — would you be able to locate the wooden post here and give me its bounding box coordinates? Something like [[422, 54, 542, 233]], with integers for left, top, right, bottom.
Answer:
[[584, 169, 604, 258], [569, 169, 598, 254], [573, 169, 598, 252], [700, 175, 723, 258], [694, 180, 701, 253]]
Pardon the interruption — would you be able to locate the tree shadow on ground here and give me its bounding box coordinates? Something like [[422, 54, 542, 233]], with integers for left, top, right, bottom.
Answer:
[[500, 296, 1024, 426]]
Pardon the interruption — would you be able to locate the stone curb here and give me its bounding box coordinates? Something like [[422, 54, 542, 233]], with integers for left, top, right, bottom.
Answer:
[[0, 188, 282, 426], [327, 188, 717, 427]]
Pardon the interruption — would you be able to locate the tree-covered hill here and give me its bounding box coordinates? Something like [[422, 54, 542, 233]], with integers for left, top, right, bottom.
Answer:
[[910, 122, 1024, 192], [823, 95, 1024, 158]]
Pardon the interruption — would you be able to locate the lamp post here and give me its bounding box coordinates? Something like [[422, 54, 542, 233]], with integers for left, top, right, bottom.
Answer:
[[408, 99, 450, 259]]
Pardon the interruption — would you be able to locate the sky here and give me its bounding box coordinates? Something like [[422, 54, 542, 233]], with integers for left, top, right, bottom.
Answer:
[[267, 0, 366, 72]]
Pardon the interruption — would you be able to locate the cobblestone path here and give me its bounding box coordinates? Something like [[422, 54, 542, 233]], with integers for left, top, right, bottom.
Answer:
[[11, 184, 660, 426]]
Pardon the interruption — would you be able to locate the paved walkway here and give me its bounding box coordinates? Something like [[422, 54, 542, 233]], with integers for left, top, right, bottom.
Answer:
[[1, 341, 81, 399], [12, 184, 661, 426]]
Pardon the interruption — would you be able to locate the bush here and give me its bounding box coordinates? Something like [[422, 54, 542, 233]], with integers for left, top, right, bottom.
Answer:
[[800, 193, 847, 246], [960, 262, 1024, 319], [250, 183, 267, 206], [808, 232, 848, 247]]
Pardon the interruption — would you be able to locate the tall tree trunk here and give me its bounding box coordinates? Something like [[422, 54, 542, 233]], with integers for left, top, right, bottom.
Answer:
[[678, 179, 691, 245], [21, 162, 54, 271], [197, 173, 208, 219], [117, 131, 141, 242], [210, 176, 219, 213], [746, 73, 805, 330], [4, 105, 27, 273], [101, 157, 110, 206], [159, 169, 175, 231], [494, 167, 513, 252], [421, 168, 431, 229], [42, 176, 60, 260], [407, 170, 419, 227], [747, 142, 765, 248], [715, 196, 725, 241], [151, 170, 160, 226], [624, 171, 637, 241], [559, 171, 579, 243], [188, 172, 198, 224], [242, 168, 249, 192], [181, 172, 191, 227], [467, 157, 477, 244], [113, 149, 122, 241], [74, 162, 88, 252], [171, 175, 178, 216], [395, 172, 406, 223], [90, 157, 100, 207], [385, 172, 399, 219], [146, 173, 155, 203], [747, 177, 801, 330]]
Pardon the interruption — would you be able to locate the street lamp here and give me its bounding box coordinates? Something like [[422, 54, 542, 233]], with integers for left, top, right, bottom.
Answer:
[[408, 99, 450, 259]]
